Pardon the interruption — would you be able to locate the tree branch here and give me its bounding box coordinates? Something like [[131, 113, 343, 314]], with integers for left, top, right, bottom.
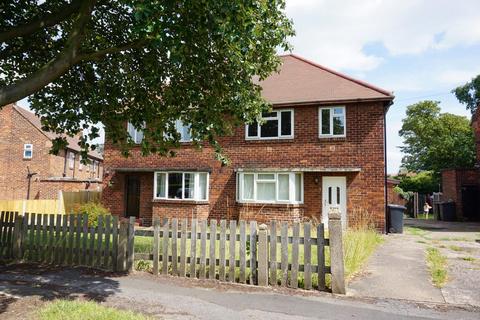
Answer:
[[0, 0, 83, 43], [0, 0, 96, 106], [78, 39, 149, 61]]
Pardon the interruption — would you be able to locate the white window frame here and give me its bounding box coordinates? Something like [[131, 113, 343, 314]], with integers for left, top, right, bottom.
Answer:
[[245, 109, 294, 140], [237, 172, 303, 204], [127, 122, 145, 144], [68, 151, 75, 169], [23, 144, 33, 159], [153, 171, 209, 201], [318, 106, 346, 138]]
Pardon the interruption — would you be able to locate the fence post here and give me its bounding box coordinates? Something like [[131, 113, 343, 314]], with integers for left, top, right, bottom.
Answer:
[[257, 223, 269, 286], [328, 208, 346, 294], [12, 214, 23, 260], [127, 216, 135, 272], [117, 219, 128, 272]]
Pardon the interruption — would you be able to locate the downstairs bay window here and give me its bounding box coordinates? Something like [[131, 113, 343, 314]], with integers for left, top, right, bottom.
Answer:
[[154, 172, 208, 201], [237, 172, 303, 204]]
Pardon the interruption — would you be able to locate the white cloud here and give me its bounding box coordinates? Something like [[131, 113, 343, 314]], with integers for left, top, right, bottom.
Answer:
[[437, 68, 480, 86], [285, 0, 480, 71]]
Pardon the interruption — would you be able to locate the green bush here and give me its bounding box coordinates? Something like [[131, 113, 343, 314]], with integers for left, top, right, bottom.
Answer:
[[73, 202, 111, 227]]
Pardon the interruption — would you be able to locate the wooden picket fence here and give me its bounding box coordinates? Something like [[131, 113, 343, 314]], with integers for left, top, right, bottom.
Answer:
[[0, 211, 134, 272], [134, 213, 345, 293]]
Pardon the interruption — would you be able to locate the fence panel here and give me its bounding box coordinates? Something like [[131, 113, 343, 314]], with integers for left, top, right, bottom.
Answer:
[[0, 213, 134, 273]]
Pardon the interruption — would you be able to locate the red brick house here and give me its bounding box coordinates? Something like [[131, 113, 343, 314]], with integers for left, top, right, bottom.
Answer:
[[0, 104, 103, 200], [441, 107, 480, 221], [102, 54, 394, 229]]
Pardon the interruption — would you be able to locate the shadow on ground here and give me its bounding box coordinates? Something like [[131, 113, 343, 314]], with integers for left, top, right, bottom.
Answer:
[[0, 262, 122, 315]]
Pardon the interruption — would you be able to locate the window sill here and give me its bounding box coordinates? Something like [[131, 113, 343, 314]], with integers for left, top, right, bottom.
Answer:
[[152, 199, 209, 205], [236, 202, 304, 208], [244, 138, 295, 144]]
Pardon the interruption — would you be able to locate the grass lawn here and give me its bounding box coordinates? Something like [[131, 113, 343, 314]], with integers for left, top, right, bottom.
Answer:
[[36, 300, 150, 320]]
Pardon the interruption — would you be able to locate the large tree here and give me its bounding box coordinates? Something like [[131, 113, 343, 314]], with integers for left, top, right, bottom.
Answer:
[[453, 74, 480, 114], [399, 100, 476, 175], [0, 0, 294, 161]]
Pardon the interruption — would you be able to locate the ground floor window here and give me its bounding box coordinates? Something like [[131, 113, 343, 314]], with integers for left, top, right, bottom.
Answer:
[[154, 172, 208, 201], [237, 172, 303, 204]]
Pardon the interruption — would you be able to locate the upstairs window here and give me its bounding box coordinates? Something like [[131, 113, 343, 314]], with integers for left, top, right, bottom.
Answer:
[[246, 110, 294, 140], [319, 106, 346, 137], [154, 171, 208, 201], [237, 172, 303, 204], [127, 122, 144, 144], [175, 120, 192, 142], [23, 144, 33, 159]]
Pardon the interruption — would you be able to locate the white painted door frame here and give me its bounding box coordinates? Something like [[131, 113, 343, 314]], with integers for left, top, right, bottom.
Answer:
[[322, 176, 347, 228]]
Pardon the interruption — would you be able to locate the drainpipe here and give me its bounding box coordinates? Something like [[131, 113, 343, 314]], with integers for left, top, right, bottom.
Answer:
[[384, 101, 393, 234], [63, 149, 68, 177]]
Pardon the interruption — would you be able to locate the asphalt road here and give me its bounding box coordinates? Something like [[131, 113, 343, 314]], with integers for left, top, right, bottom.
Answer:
[[0, 264, 479, 319]]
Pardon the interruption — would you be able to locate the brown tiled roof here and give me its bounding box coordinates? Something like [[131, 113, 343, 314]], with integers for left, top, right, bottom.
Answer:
[[13, 105, 103, 160], [258, 54, 394, 105]]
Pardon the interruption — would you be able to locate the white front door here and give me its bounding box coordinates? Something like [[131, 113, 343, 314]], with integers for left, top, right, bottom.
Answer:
[[322, 176, 347, 228]]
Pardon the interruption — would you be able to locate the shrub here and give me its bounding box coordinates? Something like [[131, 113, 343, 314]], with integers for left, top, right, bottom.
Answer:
[[73, 202, 111, 227]]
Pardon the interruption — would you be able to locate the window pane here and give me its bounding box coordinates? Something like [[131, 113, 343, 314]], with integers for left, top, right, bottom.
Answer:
[[262, 111, 277, 118], [260, 119, 278, 137], [184, 173, 195, 199], [333, 115, 345, 135], [333, 107, 344, 115], [258, 173, 275, 180], [247, 122, 258, 137], [156, 173, 166, 198], [321, 109, 331, 135], [328, 187, 332, 204], [280, 111, 292, 136], [295, 174, 302, 201], [198, 173, 208, 200], [337, 187, 340, 205], [257, 182, 275, 201], [168, 173, 183, 199], [278, 174, 289, 201], [243, 174, 254, 200]]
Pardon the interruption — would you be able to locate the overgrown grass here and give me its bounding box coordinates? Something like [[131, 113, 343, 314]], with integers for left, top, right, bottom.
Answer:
[[426, 247, 447, 288], [449, 245, 465, 252], [36, 300, 150, 320], [134, 225, 383, 289], [461, 256, 475, 262], [343, 228, 383, 281]]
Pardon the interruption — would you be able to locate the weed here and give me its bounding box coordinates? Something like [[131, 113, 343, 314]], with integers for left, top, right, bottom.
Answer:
[[426, 247, 447, 288]]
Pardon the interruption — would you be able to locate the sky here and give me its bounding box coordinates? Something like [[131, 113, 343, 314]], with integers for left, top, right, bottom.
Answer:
[[283, 0, 480, 174]]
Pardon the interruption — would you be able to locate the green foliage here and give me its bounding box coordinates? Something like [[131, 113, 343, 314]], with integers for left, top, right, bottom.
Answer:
[[73, 202, 111, 227], [0, 0, 294, 163], [399, 100, 476, 174], [135, 260, 153, 272], [453, 75, 480, 114], [398, 171, 439, 194], [393, 185, 413, 200], [37, 300, 150, 320]]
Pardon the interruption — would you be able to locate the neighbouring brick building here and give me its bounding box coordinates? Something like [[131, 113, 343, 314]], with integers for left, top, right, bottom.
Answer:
[[102, 54, 394, 229], [387, 178, 406, 206], [0, 104, 103, 200], [441, 107, 480, 221]]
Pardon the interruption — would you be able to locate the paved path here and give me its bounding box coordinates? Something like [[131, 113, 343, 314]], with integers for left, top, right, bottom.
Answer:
[[348, 219, 480, 308], [0, 264, 478, 319], [348, 233, 445, 302]]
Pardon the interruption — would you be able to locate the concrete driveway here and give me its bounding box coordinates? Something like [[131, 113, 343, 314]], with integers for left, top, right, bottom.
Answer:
[[0, 263, 479, 319], [348, 219, 480, 307]]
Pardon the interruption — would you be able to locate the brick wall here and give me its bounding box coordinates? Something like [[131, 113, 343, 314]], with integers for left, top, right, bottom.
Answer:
[[0, 104, 103, 200], [387, 180, 406, 206], [102, 101, 387, 229]]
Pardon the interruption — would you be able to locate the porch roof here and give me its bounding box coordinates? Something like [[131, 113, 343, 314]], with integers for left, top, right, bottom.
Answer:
[[235, 167, 361, 173]]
